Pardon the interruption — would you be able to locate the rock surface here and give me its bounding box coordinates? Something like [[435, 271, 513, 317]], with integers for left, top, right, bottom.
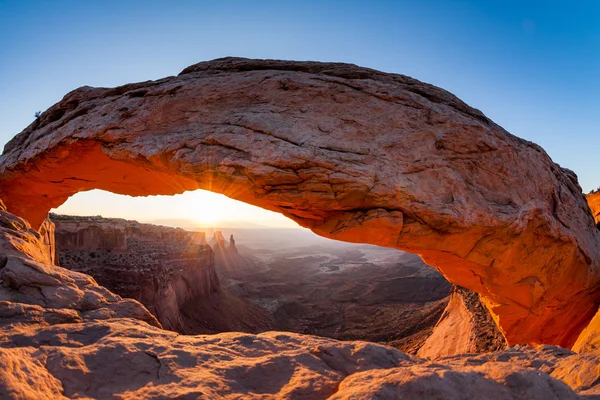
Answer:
[[52, 215, 218, 331], [572, 306, 600, 354], [418, 286, 507, 359], [0, 202, 159, 330], [587, 191, 600, 225], [1, 319, 596, 399], [0, 203, 598, 398], [0, 58, 599, 346]]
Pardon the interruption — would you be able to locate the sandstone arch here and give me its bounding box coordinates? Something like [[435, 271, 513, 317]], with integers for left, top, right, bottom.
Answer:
[[0, 58, 598, 347]]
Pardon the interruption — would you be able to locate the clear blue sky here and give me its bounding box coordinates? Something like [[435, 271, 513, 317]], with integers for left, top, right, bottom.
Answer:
[[0, 1, 598, 224]]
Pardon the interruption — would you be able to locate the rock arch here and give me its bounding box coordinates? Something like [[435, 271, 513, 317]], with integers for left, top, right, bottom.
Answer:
[[0, 58, 598, 347]]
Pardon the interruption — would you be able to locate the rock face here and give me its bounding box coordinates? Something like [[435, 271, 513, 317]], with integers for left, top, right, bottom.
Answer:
[[572, 307, 600, 353], [0, 202, 159, 330], [0, 203, 598, 398], [52, 215, 218, 331], [3, 319, 595, 400], [0, 58, 598, 346], [418, 287, 507, 359], [587, 191, 600, 225]]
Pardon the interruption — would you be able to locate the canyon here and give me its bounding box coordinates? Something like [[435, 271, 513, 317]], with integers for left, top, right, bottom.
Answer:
[[52, 214, 219, 332], [0, 58, 598, 398], [0, 203, 597, 398], [53, 214, 498, 355]]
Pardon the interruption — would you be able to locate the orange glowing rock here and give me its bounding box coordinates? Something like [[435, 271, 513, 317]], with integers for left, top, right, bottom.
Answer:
[[0, 58, 598, 347]]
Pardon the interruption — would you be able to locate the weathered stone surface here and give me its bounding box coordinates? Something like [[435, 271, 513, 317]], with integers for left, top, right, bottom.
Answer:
[[441, 344, 600, 396], [418, 286, 507, 359], [1, 318, 595, 399], [0, 204, 596, 399], [0, 202, 159, 330], [0, 58, 598, 346], [588, 191, 600, 224], [331, 363, 578, 400], [572, 307, 600, 353], [52, 215, 217, 331]]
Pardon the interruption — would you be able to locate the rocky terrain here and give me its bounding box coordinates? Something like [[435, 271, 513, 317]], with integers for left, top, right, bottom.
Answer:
[[418, 286, 507, 359], [52, 215, 218, 332], [0, 203, 597, 398], [587, 191, 600, 226], [0, 58, 598, 347], [0, 58, 599, 398], [52, 215, 466, 353], [219, 239, 455, 353]]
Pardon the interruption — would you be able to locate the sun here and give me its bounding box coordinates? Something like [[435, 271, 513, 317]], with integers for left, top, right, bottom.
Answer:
[[184, 190, 228, 226]]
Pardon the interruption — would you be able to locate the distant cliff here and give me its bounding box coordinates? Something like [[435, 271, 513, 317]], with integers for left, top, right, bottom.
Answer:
[[52, 214, 219, 331], [210, 230, 260, 279]]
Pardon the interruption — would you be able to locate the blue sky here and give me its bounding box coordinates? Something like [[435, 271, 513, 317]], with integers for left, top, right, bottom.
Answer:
[[0, 1, 598, 225]]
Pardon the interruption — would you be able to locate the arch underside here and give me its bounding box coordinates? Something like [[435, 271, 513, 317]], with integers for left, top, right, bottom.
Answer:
[[0, 58, 598, 347]]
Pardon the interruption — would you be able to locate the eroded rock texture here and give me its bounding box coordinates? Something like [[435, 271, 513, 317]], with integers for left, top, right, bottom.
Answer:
[[0, 203, 598, 398], [418, 286, 507, 359], [0, 58, 598, 346], [587, 191, 600, 225], [52, 215, 217, 331], [0, 202, 159, 330], [4, 319, 594, 400], [572, 306, 600, 354]]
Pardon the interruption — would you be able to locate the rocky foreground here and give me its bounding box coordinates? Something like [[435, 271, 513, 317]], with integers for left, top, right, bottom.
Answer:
[[0, 202, 598, 399], [0, 58, 599, 398], [1, 58, 599, 347]]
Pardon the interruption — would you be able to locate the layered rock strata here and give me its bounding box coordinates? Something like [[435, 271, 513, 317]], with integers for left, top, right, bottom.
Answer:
[[52, 215, 217, 331], [0, 58, 598, 346], [0, 203, 598, 398], [0, 202, 159, 330]]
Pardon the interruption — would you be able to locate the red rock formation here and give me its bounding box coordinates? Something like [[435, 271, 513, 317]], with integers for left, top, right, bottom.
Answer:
[[210, 230, 226, 249], [418, 287, 506, 359], [229, 234, 238, 253], [587, 191, 600, 224], [0, 58, 598, 346], [52, 215, 217, 331], [0, 202, 159, 329], [210, 231, 259, 279], [572, 307, 600, 353], [38, 217, 57, 265], [0, 203, 598, 398]]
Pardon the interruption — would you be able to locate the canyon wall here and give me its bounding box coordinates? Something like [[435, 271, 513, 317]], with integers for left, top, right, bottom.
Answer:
[[52, 215, 218, 331], [587, 191, 600, 225], [210, 230, 261, 279], [0, 58, 599, 346], [0, 201, 159, 330], [0, 202, 595, 397]]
